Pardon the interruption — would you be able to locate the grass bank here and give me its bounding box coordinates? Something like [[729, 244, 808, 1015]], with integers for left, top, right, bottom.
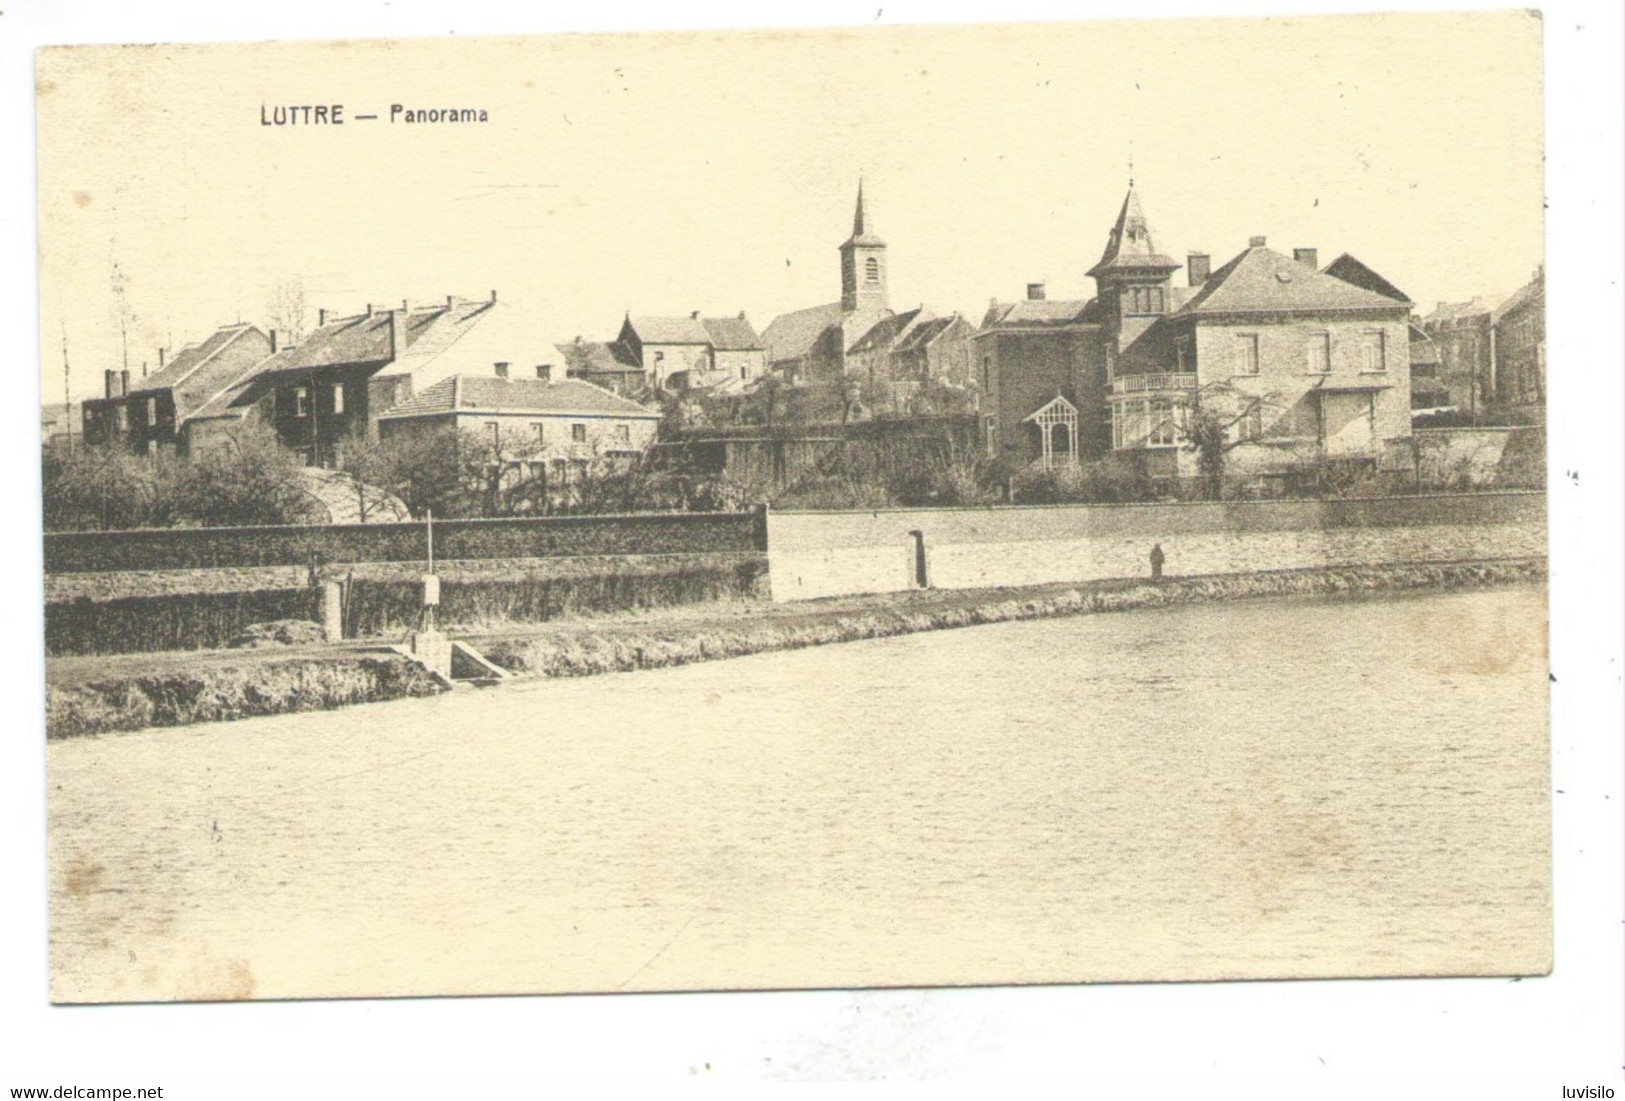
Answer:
[[46, 651, 445, 740], [476, 558, 1547, 678]]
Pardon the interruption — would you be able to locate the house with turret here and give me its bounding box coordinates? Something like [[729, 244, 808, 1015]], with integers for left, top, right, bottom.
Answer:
[[977, 184, 1415, 490]]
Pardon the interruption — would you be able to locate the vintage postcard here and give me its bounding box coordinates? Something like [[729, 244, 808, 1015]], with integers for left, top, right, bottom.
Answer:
[[38, 11, 1548, 1004]]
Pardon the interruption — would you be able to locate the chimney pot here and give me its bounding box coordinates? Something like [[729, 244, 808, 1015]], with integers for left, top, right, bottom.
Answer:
[[1187, 252, 1211, 287], [157, 348, 166, 368], [490, 289, 497, 304], [367, 303, 376, 317], [104, 369, 117, 399], [1249, 235, 1267, 248], [691, 310, 701, 319], [536, 364, 552, 381], [1293, 247, 1318, 268], [388, 307, 407, 360], [1026, 283, 1046, 301], [269, 329, 279, 354], [318, 308, 327, 326], [119, 370, 130, 397], [446, 295, 455, 310], [494, 362, 510, 379]]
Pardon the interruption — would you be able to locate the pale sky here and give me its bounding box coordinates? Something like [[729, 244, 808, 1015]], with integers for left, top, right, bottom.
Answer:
[[37, 10, 1542, 400]]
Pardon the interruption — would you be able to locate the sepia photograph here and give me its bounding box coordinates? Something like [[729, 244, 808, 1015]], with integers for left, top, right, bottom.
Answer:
[[8, 0, 1621, 1089]]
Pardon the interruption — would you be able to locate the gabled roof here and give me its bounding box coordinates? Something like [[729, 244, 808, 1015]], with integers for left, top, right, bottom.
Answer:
[[894, 315, 964, 354], [1023, 394, 1079, 422], [848, 307, 927, 355], [1175, 243, 1410, 315], [555, 339, 642, 375], [1322, 252, 1412, 304], [379, 376, 660, 420], [1492, 270, 1544, 324], [127, 323, 275, 422], [842, 181, 886, 249], [762, 301, 845, 363], [1420, 297, 1492, 325], [626, 315, 713, 345], [185, 345, 299, 422], [132, 324, 255, 396], [980, 298, 1100, 328], [1087, 187, 1179, 278], [700, 315, 762, 350]]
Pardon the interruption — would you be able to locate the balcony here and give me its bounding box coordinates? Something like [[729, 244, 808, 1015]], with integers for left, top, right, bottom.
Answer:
[[1112, 373, 1198, 395]]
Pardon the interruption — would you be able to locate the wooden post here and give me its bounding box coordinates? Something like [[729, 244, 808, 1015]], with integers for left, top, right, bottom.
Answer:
[[320, 581, 343, 642]]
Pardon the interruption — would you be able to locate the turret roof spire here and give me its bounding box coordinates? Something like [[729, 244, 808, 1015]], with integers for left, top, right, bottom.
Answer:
[[1086, 185, 1179, 279]]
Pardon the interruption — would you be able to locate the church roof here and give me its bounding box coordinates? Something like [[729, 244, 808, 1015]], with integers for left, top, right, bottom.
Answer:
[[1175, 241, 1409, 315], [1086, 187, 1179, 278], [762, 301, 845, 363], [842, 181, 886, 249]]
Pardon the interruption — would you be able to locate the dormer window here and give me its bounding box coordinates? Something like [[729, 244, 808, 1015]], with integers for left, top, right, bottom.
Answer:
[[1128, 286, 1166, 315]]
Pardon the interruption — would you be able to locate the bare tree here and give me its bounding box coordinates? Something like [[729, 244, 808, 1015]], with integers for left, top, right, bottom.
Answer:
[[268, 278, 310, 345]]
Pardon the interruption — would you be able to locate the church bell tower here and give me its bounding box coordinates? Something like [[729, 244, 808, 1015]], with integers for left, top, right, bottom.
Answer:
[[839, 181, 889, 314]]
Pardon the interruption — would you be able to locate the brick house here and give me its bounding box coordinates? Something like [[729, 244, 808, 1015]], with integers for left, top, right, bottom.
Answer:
[[977, 186, 1414, 487], [615, 311, 765, 392], [1415, 266, 1544, 423], [81, 323, 273, 456], [376, 368, 661, 489], [186, 294, 507, 465]]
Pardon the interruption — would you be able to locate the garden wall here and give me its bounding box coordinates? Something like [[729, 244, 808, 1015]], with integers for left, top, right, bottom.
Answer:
[[766, 491, 1547, 601], [43, 508, 767, 574]]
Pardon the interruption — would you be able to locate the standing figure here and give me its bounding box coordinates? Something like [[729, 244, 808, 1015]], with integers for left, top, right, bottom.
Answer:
[[1150, 542, 1165, 581]]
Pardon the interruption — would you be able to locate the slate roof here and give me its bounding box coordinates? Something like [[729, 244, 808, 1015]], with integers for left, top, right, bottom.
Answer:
[[762, 301, 846, 363], [186, 345, 299, 422], [894, 315, 962, 355], [701, 315, 762, 350], [555, 339, 642, 376], [1087, 188, 1179, 277], [1491, 271, 1544, 324], [1408, 324, 1443, 367], [1322, 252, 1411, 304], [843, 182, 887, 249], [1420, 298, 1492, 326], [129, 324, 272, 420], [378, 376, 659, 419], [980, 298, 1100, 328], [626, 316, 713, 345], [847, 307, 927, 355], [1174, 243, 1409, 315]]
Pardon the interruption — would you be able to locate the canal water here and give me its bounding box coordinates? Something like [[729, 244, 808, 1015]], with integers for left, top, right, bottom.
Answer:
[[48, 585, 1550, 1003]]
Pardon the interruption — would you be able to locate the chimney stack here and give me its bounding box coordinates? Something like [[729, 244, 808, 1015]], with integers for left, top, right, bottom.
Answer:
[[691, 309, 701, 320], [1187, 252, 1211, 287], [1293, 247, 1318, 269], [367, 303, 376, 317], [446, 295, 456, 310], [1026, 283, 1046, 301], [104, 369, 118, 399], [119, 370, 130, 397], [269, 329, 279, 354], [536, 364, 552, 382], [318, 308, 328, 326], [489, 289, 498, 304], [388, 306, 407, 360], [158, 347, 166, 368], [1249, 235, 1267, 248], [494, 361, 510, 379]]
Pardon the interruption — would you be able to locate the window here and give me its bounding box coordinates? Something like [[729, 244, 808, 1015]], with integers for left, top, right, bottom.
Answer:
[[982, 355, 992, 390], [1129, 286, 1166, 315], [294, 386, 309, 417], [865, 256, 880, 284], [741, 364, 750, 381], [1147, 400, 1178, 447], [571, 422, 587, 444], [1233, 404, 1263, 443], [1235, 334, 1259, 375], [531, 422, 545, 448], [143, 397, 155, 426], [614, 423, 631, 444], [1361, 331, 1387, 372], [984, 414, 998, 456], [115, 405, 128, 433], [1306, 332, 1330, 374], [332, 384, 345, 414]]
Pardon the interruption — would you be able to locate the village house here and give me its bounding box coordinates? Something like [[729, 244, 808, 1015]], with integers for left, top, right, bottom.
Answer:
[[554, 337, 645, 396], [977, 185, 1415, 489], [1414, 269, 1544, 423], [185, 293, 520, 465], [1417, 296, 1495, 420], [615, 312, 766, 392], [81, 323, 273, 456], [375, 366, 661, 488], [41, 401, 82, 458], [760, 183, 978, 414]]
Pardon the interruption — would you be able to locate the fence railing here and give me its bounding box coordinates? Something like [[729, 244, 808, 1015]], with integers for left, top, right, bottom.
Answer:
[[1112, 373, 1199, 395]]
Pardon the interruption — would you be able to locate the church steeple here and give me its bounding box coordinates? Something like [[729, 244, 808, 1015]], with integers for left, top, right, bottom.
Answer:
[[839, 180, 888, 313]]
